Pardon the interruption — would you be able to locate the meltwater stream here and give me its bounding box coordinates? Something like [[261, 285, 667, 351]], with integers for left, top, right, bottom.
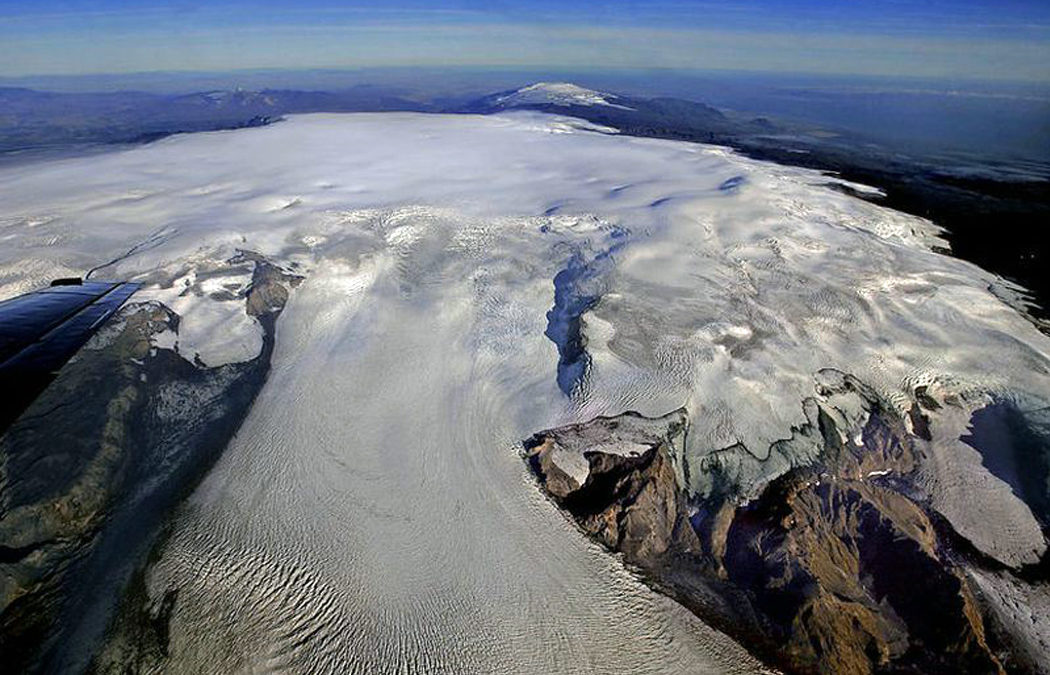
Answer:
[[137, 229, 763, 673]]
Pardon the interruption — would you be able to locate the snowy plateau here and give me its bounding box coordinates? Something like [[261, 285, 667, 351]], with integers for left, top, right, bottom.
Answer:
[[2, 111, 1049, 673]]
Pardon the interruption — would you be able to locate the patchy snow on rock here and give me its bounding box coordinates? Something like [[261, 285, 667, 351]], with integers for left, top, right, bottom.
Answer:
[[133, 261, 261, 367]]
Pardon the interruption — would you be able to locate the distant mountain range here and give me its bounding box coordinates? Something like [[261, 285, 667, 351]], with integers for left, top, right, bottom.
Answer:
[[0, 81, 770, 151], [0, 85, 427, 150], [2, 81, 1048, 318]]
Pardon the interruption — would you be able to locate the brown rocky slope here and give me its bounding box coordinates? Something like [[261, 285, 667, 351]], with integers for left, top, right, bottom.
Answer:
[[524, 402, 1013, 674]]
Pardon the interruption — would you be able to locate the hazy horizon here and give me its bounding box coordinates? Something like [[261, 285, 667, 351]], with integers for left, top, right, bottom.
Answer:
[[4, 64, 1047, 163], [2, 1, 1048, 82]]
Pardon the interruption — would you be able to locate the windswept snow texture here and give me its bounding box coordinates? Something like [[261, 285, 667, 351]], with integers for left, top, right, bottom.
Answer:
[[2, 112, 1049, 670]]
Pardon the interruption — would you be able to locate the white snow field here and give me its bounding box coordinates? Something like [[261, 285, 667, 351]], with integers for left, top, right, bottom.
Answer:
[[493, 82, 634, 109], [2, 112, 1048, 671]]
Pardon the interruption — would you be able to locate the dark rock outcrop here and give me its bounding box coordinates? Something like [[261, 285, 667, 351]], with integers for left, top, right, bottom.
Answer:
[[525, 404, 1008, 674], [526, 411, 699, 561], [0, 253, 301, 673]]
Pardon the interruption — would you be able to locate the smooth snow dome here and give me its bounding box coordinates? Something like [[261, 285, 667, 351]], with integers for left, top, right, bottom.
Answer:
[[2, 112, 1049, 670], [495, 82, 633, 109]]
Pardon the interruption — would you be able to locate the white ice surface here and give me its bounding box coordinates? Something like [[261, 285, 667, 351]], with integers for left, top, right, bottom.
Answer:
[[133, 263, 260, 366], [1, 112, 1048, 667], [495, 82, 634, 110]]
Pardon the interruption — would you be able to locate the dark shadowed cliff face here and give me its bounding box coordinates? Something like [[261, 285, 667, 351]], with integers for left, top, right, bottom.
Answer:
[[525, 402, 1020, 675], [0, 253, 301, 673]]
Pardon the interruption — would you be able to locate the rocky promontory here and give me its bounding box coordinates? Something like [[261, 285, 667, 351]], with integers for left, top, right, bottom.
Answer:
[[0, 251, 302, 673], [525, 391, 1045, 674]]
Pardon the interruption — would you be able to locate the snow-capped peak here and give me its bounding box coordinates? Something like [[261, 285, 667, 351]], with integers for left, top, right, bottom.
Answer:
[[495, 82, 632, 109]]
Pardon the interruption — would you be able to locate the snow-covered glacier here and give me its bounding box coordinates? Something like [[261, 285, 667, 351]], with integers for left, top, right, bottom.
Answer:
[[1, 112, 1048, 672]]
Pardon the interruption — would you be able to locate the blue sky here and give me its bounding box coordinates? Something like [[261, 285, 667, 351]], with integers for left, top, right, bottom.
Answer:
[[1, 1, 1048, 81]]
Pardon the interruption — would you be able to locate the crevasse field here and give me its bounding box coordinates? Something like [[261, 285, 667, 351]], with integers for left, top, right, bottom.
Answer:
[[2, 113, 1048, 672]]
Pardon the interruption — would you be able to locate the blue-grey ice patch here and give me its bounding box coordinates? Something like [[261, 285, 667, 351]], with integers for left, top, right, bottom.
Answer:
[[962, 400, 1050, 526], [718, 175, 746, 192], [544, 233, 627, 396]]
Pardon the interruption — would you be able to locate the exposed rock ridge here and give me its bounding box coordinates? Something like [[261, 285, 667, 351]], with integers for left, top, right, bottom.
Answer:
[[525, 396, 1013, 674], [0, 252, 301, 673]]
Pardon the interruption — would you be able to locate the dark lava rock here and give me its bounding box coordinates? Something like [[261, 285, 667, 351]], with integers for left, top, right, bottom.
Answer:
[[0, 252, 301, 673], [525, 406, 1008, 675], [526, 411, 698, 561]]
